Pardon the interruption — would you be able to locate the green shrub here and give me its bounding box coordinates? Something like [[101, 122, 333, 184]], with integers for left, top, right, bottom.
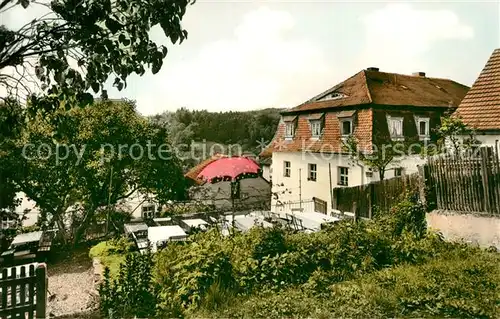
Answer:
[[99, 193, 500, 319], [99, 251, 157, 318], [154, 230, 234, 314], [376, 192, 427, 239], [89, 237, 133, 258], [193, 250, 500, 319]]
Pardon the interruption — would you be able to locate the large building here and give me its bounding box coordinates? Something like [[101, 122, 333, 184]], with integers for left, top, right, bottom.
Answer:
[[261, 67, 469, 215]]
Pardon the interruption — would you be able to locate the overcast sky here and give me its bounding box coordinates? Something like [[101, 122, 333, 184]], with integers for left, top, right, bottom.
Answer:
[[3, 0, 499, 115]]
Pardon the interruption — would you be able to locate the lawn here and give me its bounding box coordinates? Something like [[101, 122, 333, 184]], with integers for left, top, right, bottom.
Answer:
[[89, 238, 131, 278]]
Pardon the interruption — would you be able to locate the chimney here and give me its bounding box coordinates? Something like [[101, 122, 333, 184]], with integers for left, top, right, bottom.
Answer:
[[366, 67, 379, 72], [412, 71, 426, 77]]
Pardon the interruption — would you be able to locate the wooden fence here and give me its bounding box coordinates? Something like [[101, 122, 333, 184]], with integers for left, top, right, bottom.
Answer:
[[0, 263, 47, 319], [333, 173, 421, 218], [425, 147, 500, 214]]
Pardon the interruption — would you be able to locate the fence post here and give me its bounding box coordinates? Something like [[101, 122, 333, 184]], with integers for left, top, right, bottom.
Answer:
[[368, 183, 374, 219], [353, 202, 357, 223], [36, 263, 47, 319], [480, 147, 492, 213], [417, 165, 427, 209], [332, 188, 338, 211]]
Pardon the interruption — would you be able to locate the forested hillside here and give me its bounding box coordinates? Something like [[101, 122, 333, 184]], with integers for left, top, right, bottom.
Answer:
[[149, 107, 282, 154]]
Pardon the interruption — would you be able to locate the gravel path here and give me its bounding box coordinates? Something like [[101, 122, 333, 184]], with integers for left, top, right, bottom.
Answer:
[[46, 247, 100, 317]]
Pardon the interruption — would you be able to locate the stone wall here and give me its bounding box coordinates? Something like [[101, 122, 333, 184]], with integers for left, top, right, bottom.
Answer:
[[426, 210, 500, 249]]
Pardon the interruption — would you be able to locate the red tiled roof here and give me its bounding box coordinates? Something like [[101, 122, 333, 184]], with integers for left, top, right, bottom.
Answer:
[[260, 109, 373, 155], [455, 48, 500, 130], [285, 69, 469, 113]]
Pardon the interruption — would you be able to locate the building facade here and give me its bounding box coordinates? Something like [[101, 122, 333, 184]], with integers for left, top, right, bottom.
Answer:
[[262, 67, 469, 215]]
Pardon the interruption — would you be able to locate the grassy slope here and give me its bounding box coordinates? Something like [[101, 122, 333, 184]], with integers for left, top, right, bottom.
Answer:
[[89, 241, 126, 278], [192, 249, 500, 319]]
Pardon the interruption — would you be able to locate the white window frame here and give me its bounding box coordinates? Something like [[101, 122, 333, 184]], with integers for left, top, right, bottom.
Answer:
[[310, 120, 322, 138], [338, 166, 349, 186], [340, 119, 353, 137], [387, 115, 404, 140], [285, 122, 295, 139], [141, 205, 155, 219], [308, 163, 317, 181], [284, 161, 291, 177], [415, 116, 430, 140]]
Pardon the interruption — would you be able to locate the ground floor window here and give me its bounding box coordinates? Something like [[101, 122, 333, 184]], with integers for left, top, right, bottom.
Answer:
[[308, 163, 317, 181], [394, 167, 404, 177], [338, 166, 349, 186], [142, 205, 155, 219]]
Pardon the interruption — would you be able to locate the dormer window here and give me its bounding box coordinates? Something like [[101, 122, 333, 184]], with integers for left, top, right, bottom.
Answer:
[[311, 121, 322, 137], [283, 115, 297, 139], [330, 92, 346, 100], [387, 115, 404, 140], [337, 110, 356, 137], [316, 91, 348, 101], [308, 113, 324, 138], [415, 116, 430, 140], [285, 122, 295, 138], [341, 120, 352, 136]]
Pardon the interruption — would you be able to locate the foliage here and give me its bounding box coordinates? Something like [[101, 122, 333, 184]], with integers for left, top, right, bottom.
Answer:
[[94, 208, 132, 234], [99, 194, 500, 318], [196, 248, 500, 319], [0, 99, 24, 211], [90, 237, 134, 257], [154, 231, 234, 315], [1, 0, 193, 108], [19, 224, 41, 234], [150, 107, 281, 166], [99, 251, 157, 318], [375, 192, 427, 239], [436, 114, 480, 154], [18, 99, 186, 244], [343, 134, 414, 180]]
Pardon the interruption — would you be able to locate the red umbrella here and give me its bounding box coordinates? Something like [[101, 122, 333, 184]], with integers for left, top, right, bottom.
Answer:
[[197, 157, 261, 183]]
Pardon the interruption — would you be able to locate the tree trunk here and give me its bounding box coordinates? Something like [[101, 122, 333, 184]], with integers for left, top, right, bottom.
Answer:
[[54, 213, 68, 246], [379, 169, 385, 181], [72, 208, 95, 246]]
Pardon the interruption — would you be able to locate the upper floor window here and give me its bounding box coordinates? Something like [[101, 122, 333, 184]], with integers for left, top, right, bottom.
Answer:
[[311, 120, 322, 137], [387, 115, 404, 140], [285, 122, 294, 138], [284, 161, 291, 177], [308, 113, 324, 138], [308, 163, 317, 181], [141, 205, 155, 219], [316, 91, 348, 101], [341, 119, 353, 136], [337, 110, 356, 137], [415, 116, 430, 139], [338, 166, 349, 186]]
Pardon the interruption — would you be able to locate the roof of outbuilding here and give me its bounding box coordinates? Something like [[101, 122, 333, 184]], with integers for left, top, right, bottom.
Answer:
[[454, 48, 500, 130]]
